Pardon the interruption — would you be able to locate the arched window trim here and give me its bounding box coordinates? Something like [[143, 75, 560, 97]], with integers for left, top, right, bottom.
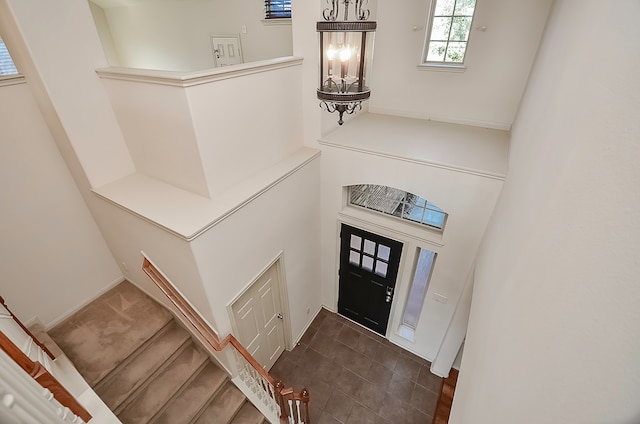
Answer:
[[347, 184, 448, 232]]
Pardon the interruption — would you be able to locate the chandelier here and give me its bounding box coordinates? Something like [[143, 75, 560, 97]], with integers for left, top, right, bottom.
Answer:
[[317, 0, 377, 125]]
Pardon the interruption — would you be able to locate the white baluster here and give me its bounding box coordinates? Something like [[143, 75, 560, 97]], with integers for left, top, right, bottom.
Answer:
[[288, 399, 294, 424], [296, 400, 302, 424]]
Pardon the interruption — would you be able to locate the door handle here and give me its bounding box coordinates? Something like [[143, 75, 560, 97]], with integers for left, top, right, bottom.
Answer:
[[277, 313, 283, 320], [385, 286, 394, 303]]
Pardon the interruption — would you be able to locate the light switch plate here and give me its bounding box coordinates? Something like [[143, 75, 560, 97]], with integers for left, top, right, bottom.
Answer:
[[433, 293, 448, 304]]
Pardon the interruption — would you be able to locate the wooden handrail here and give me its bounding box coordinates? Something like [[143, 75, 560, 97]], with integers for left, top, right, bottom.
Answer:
[[0, 332, 92, 422], [142, 258, 310, 423], [0, 296, 55, 360]]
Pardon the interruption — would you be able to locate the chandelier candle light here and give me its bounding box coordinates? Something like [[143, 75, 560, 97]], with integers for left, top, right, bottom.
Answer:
[[317, 0, 376, 125]]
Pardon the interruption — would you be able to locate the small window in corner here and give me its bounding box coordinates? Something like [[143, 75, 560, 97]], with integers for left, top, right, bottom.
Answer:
[[264, 0, 291, 19], [422, 0, 477, 67], [0, 38, 18, 76]]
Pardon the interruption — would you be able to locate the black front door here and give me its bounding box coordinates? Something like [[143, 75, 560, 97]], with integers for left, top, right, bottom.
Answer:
[[338, 224, 403, 336]]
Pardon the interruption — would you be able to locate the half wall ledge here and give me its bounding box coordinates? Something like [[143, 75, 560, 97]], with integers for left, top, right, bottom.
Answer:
[[95, 56, 303, 87], [92, 147, 320, 241]]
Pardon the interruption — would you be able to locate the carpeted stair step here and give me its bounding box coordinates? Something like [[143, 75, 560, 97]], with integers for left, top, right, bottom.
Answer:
[[118, 341, 208, 424], [152, 361, 229, 424], [95, 321, 191, 411], [194, 382, 246, 424], [230, 402, 266, 424], [49, 281, 173, 386], [46, 281, 268, 424]]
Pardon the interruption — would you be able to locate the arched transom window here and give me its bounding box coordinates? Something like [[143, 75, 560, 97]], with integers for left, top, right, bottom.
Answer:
[[348, 184, 447, 231]]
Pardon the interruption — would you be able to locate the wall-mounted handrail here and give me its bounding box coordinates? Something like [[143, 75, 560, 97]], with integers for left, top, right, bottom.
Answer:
[[0, 331, 92, 423], [142, 257, 310, 423]]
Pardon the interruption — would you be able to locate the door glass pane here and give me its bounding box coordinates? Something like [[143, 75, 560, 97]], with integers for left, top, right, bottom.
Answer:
[[350, 235, 362, 250], [362, 256, 374, 272], [363, 239, 376, 255], [349, 250, 360, 265], [402, 248, 436, 329], [375, 261, 388, 277], [377, 244, 391, 261]]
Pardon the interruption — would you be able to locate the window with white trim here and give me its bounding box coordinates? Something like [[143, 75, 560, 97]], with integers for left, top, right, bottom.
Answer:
[[0, 38, 18, 76], [422, 0, 477, 66], [348, 184, 447, 231], [264, 0, 291, 19], [398, 247, 437, 341]]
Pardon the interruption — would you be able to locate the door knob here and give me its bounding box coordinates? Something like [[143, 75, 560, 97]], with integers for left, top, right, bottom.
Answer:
[[385, 286, 393, 303], [277, 313, 283, 319]]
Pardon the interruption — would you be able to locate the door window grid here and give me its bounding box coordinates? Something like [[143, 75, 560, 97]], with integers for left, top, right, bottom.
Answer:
[[348, 234, 391, 278]]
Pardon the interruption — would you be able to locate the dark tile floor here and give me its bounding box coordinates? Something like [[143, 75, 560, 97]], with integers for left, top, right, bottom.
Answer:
[[270, 308, 443, 424]]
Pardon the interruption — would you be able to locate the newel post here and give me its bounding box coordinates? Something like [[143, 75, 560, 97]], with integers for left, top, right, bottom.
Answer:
[[275, 380, 286, 419], [301, 388, 310, 423]]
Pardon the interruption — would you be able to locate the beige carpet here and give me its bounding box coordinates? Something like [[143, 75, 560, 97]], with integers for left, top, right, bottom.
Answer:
[[48, 280, 266, 424], [49, 281, 172, 387]]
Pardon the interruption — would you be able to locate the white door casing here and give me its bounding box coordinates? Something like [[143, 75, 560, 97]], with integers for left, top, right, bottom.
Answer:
[[211, 34, 243, 67], [230, 262, 285, 371]]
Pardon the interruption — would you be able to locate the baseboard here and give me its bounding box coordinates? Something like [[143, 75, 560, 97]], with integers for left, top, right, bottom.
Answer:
[[291, 304, 324, 347], [45, 276, 126, 331]]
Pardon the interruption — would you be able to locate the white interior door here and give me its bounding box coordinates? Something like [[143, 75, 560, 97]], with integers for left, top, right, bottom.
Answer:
[[231, 263, 285, 370], [211, 34, 243, 67]]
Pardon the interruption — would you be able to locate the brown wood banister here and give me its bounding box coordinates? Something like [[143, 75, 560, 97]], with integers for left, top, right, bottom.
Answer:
[[0, 332, 92, 422], [142, 258, 310, 423], [0, 296, 55, 360]]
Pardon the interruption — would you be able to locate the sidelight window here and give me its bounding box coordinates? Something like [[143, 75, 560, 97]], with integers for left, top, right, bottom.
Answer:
[[399, 247, 437, 341]]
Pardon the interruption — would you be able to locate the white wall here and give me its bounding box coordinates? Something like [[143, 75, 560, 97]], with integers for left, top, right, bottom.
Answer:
[[97, 0, 292, 71], [88, 1, 120, 66], [0, 81, 122, 327], [191, 157, 322, 341], [100, 78, 211, 197], [89, 156, 322, 354], [99, 61, 304, 198], [2, 0, 135, 189], [370, 0, 552, 129], [89, 190, 217, 327], [187, 64, 304, 196], [320, 146, 503, 362], [451, 1, 640, 423]]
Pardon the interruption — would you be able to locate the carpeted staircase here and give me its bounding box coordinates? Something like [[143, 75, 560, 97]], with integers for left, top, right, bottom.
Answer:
[[46, 281, 266, 424]]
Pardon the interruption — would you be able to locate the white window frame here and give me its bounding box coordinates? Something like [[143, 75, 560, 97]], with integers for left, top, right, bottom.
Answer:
[[419, 0, 477, 72], [347, 184, 448, 233]]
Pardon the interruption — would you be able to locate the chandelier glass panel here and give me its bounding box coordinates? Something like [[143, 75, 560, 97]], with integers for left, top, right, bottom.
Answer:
[[317, 0, 376, 125]]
